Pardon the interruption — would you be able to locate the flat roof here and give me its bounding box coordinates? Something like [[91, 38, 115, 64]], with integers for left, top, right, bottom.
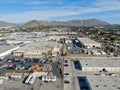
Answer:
[[80, 59, 120, 67], [18, 40, 61, 51], [78, 37, 100, 45], [0, 44, 16, 54], [86, 75, 120, 90]]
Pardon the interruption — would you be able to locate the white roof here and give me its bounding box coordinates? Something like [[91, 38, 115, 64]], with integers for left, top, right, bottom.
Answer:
[[0, 44, 16, 54], [78, 37, 101, 45], [80, 59, 120, 67], [86, 75, 120, 90]]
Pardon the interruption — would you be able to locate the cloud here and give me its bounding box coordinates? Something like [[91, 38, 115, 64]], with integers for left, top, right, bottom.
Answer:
[[0, 0, 64, 5], [94, 0, 120, 10], [98, 13, 120, 19], [0, 10, 82, 23], [0, 0, 120, 23], [31, 0, 120, 13], [28, 1, 63, 5], [28, 1, 49, 5]]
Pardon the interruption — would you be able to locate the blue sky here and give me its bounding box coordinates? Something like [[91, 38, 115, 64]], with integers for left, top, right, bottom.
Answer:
[[0, 0, 120, 24]]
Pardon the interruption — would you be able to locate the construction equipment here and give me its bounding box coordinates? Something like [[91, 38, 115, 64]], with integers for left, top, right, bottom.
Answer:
[[31, 65, 42, 71]]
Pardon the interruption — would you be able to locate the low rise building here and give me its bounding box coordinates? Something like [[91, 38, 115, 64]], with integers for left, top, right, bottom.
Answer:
[[0, 44, 20, 59], [42, 75, 56, 82], [79, 60, 120, 72], [85, 75, 120, 90], [47, 36, 67, 42], [13, 39, 62, 58], [78, 37, 101, 48]]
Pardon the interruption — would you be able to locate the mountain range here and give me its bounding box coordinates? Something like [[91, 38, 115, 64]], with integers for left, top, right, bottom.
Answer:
[[0, 19, 111, 27], [0, 21, 16, 27], [24, 19, 110, 27]]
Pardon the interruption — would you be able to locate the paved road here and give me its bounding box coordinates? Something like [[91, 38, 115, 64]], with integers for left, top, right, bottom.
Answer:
[[52, 61, 63, 78]]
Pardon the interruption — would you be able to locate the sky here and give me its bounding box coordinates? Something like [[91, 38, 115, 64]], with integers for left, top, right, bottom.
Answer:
[[0, 0, 120, 24]]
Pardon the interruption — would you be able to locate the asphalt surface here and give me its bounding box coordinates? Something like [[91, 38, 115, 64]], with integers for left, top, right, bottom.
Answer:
[[52, 61, 63, 78], [66, 39, 85, 54], [0, 56, 62, 76], [0, 57, 32, 75]]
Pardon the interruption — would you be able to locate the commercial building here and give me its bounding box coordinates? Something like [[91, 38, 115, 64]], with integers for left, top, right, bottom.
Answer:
[[4, 32, 46, 44], [75, 75, 120, 90], [23, 50, 46, 58], [80, 60, 120, 72], [4, 32, 64, 58], [0, 44, 20, 59], [78, 37, 101, 48], [47, 36, 67, 42], [13, 39, 62, 58], [64, 57, 120, 90], [12, 50, 26, 57], [85, 75, 120, 90]]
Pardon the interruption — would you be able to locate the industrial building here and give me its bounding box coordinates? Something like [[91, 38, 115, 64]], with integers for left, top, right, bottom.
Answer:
[[78, 37, 101, 48], [0, 44, 20, 59], [12, 39, 62, 58], [4, 32, 46, 44], [79, 60, 120, 72], [23, 50, 46, 58], [12, 50, 26, 57], [64, 58, 120, 90], [85, 75, 120, 90], [3, 32, 64, 58], [47, 36, 67, 42]]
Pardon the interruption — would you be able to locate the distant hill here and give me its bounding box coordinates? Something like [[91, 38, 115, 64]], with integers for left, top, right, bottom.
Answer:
[[24, 19, 110, 27], [0, 21, 16, 27]]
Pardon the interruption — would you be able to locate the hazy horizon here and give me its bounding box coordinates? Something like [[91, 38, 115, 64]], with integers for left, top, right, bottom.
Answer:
[[0, 0, 120, 24]]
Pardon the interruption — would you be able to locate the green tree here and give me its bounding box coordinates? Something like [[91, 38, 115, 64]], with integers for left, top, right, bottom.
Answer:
[[110, 48, 115, 52]]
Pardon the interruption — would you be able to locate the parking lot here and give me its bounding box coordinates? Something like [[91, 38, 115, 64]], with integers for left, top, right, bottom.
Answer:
[[71, 38, 84, 48], [0, 56, 62, 77], [0, 56, 63, 90], [0, 57, 51, 75], [66, 38, 85, 54]]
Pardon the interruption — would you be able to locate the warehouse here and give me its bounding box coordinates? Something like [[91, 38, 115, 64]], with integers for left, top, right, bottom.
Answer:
[[12, 50, 26, 57], [47, 36, 67, 42], [0, 44, 20, 59], [23, 50, 46, 58], [13, 39, 62, 58], [85, 75, 120, 90], [78, 37, 101, 48], [79, 60, 120, 72]]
